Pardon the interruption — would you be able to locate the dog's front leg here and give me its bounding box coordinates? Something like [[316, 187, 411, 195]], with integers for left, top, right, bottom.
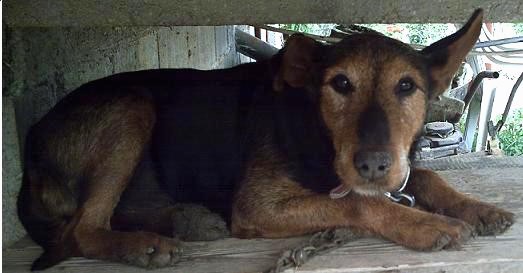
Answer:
[[406, 168, 514, 235], [232, 176, 473, 251]]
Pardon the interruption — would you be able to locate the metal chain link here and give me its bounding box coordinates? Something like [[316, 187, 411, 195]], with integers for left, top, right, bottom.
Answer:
[[264, 228, 361, 273]]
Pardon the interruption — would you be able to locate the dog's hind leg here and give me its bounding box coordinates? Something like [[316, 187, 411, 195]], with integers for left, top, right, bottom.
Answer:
[[22, 92, 182, 270], [65, 96, 182, 269]]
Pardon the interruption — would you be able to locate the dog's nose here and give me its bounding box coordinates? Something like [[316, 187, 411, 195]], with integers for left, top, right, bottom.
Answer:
[[353, 151, 392, 180]]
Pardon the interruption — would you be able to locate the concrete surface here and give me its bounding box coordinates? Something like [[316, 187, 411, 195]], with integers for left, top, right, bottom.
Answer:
[[5, 0, 523, 27], [2, 99, 25, 249]]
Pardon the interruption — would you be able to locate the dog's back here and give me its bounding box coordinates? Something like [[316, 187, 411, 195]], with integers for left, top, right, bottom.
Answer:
[[17, 62, 272, 269]]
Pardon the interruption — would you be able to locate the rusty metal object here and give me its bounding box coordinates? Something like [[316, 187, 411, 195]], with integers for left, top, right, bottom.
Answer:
[[448, 70, 499, 124]]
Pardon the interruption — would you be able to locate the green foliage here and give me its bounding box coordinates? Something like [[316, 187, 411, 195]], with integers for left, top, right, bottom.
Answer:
[[497, 108, 523, 156], [279, 23, 455, 46], [278, 24, 334, 36], [362, 23, 453, 45], [405, 24, 451, 45], [279, 24, 314, 33], [363, 24, 397, 38], [458, 110, 468, 133], [513, 23, 523, 35]]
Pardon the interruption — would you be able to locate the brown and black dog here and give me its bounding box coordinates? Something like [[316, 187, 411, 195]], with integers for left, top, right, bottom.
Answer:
[[18, 9, 514, 270]]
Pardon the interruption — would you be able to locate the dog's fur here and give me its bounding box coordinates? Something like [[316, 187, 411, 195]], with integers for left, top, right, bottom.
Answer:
[[18, 9, 514, 270]]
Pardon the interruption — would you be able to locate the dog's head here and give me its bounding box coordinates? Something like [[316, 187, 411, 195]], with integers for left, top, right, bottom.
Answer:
[[274, 10, 483, 196]]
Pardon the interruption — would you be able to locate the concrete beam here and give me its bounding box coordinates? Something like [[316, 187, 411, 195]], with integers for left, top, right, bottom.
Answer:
[[5, 0, 523, 27]]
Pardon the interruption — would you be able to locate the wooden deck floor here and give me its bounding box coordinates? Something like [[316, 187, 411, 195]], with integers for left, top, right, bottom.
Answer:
[[4, 156, 523, 273]]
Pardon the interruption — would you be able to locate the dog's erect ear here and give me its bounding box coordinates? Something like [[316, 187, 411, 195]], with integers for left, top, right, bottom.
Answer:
[[422, 9, 483, 99], [274, 34, 320, 92]]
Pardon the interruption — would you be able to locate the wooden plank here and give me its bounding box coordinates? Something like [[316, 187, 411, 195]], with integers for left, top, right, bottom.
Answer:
[[171, 27, 192, 69], [112, 30, 159, 73], [158, 26, 218, 69], [213, 26, 229, 69], [295, 166, 523, 273], [157, 27, 178, 69], [4, 165, 523, 273], [225, 26, 240, 67], [195, 26, 216, 69], [3, 236, 308, 273], [185, 27, 200, 69]]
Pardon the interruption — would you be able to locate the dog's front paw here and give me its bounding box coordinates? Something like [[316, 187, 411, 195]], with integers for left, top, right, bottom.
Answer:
[[394, 214, 473, 251], [120, 232, 183, 269], [447, 201, 515, 236], [423, 216, 474, 251]]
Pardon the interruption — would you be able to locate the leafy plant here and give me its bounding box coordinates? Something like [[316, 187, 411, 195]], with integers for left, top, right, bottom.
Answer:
[[279, 24, 314, 33], [496, 108, 523, 156], [362, 23, 453, 45], [513, 23, 523, 35], [278, 23, 455, 46], [405, 24, 452, 45], [278, 24, 334, 36]]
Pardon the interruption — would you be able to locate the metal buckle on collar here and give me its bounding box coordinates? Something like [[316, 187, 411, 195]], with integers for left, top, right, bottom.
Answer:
[[384, 167, 416, 207]]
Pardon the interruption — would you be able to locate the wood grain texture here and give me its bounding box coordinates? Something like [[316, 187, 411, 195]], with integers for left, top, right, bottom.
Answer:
[[4, 162, 523, 273]]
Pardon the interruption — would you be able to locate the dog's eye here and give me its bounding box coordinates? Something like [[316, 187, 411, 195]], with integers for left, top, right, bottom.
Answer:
[[331, 74, 353, 95], [396, 77, 416, 97]]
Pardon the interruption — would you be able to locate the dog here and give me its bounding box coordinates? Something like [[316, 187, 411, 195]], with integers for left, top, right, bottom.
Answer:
[[18, 9, 514, 270]]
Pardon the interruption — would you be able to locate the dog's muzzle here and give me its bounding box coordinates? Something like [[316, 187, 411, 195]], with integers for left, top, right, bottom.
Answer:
[[329, 166, 415, 207]]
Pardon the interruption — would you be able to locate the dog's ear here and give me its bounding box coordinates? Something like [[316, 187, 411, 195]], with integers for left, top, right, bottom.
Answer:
[[422, 9, 483, 99], [274, 34, 321, 92]]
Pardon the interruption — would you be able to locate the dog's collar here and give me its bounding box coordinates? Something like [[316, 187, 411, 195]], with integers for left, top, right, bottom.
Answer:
[[329, 166, 416, 207], [384, 166, 415, 207]]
